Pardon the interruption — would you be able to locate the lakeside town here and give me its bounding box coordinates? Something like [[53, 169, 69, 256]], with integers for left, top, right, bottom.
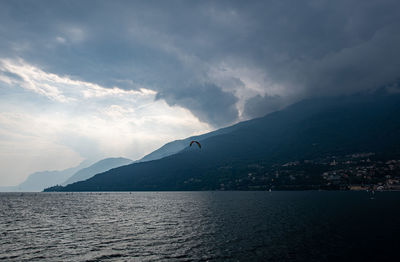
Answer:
[[214, 152, 400, 191], [318, 153, 400, 191]]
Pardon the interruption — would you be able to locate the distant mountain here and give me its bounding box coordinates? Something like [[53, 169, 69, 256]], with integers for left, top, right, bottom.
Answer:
[[45, 93, 400, 192], [3, 157, 132, 192], [62, 157, 132, 185], [0, 186, 18, 192], [15, 160, 91, 192], [137, 123, 240, 163]]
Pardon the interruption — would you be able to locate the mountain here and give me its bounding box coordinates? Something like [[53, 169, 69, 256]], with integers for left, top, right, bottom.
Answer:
[[45, 93, 400, 192], [137, 123, 240, 163], [62, 157, 132, 185], [0, 186, 18, 192], [15, 160, 91, 192], [8, 157, 132, 192]]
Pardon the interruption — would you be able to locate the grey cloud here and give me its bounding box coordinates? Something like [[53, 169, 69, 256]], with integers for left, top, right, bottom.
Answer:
[[300, 24, 400, 96], [156, 83, 238, 127], [243, 95, 286, 119], [1, 0, 400, 126]]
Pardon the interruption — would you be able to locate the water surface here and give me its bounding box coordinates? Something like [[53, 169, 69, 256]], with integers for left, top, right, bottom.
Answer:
[[1, 191, 399, 261]]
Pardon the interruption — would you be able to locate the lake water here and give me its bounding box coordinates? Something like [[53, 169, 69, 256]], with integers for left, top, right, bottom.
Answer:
[[0, 191, 399, 261]]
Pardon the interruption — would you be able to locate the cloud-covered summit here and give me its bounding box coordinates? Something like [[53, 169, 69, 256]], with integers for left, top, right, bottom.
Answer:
[[1, 0, 400, 124]]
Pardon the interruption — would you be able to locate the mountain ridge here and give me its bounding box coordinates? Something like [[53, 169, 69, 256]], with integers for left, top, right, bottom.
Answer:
[[62, 157, 133, 185], [45, 93, 400, 192], [11, 160, 91, 192]]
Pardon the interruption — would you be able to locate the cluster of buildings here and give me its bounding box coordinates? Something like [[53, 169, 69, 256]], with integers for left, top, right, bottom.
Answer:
[[278, 152, 400, 190], [182, 152, 400, 190], [320, 157, 400, 190]]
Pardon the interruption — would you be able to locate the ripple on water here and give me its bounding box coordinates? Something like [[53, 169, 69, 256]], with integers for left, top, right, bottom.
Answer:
[[0, 191, 399, 261]]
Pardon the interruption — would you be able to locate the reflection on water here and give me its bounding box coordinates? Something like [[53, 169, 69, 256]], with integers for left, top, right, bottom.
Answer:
[[0, 191, 399, 261]]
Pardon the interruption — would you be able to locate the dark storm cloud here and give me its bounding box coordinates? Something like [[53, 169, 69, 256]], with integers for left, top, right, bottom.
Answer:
[[156, 83, 238, 127], [1, 0, 400, 125], [243, 95, 286, 119]]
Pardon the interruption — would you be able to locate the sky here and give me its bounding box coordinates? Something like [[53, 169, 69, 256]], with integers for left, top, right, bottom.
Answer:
[[1, 0, 400, 186]]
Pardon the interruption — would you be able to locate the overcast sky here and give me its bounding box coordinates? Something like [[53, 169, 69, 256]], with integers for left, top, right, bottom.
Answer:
[[1, 0, 400, 185]]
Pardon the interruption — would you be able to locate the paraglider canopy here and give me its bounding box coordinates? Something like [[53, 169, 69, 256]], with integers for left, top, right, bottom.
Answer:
[[190, 140, 201, 149]]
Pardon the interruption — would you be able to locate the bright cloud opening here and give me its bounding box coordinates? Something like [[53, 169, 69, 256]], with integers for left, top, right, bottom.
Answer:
[[0, 58, 212, 186]]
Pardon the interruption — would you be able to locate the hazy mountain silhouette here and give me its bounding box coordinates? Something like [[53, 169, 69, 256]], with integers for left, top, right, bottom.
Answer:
[[45, 93, 400, 191], [2, 157, 132, 192], [13, 160, 92, 192], [0, 186, 18, 192], [62, 157, 132, 185]]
